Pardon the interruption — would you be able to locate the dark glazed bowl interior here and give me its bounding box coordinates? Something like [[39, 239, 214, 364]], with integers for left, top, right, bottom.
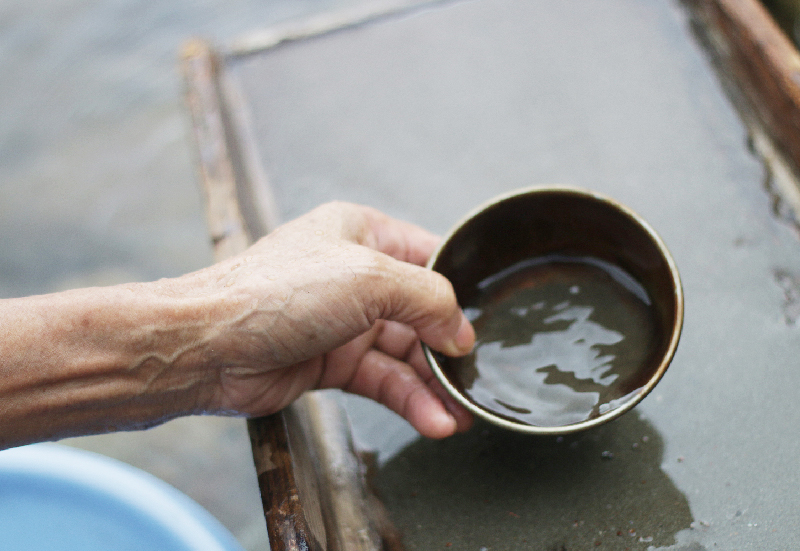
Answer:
[[425, 186, 683, 434]]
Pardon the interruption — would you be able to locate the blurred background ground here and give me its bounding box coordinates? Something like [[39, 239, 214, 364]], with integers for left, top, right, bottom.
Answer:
[[0, 1, 362, 549]]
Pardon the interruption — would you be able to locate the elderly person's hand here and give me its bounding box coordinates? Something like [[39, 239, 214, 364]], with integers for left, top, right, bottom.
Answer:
[[0, 202, 474, 448], [198, 202, 475, 437]]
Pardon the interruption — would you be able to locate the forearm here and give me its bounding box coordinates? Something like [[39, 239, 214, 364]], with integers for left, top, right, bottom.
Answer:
[[0, 276, 223, 449], [0, 202, 477, 446]]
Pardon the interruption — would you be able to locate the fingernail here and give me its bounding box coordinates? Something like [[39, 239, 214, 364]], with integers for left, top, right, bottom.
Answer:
[[456, 314, 476, 351], [444, 396, 472, 429], [431, 409, 458, 438], [443, 315, 475, 356]]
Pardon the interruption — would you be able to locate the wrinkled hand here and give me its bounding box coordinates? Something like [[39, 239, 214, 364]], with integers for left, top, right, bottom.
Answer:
[[200, 202, 475, 438]]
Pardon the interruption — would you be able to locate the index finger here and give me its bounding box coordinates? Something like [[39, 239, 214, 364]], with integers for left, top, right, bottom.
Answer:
[[355, 205, 441, 267]]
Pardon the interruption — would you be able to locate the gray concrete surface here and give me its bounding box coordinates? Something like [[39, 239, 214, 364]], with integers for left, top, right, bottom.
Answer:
[[226, 0, 800, 548]]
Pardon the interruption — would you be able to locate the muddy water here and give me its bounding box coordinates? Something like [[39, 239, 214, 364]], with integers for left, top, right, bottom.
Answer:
[[447, 255, 659, 427]]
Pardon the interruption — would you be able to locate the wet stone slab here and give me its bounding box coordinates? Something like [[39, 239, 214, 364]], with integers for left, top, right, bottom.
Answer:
[[226, 0, 800, 548]]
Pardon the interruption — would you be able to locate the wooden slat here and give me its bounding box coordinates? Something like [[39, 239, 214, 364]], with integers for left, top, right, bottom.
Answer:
[[180, 39, 251, 257], [248, 411, 327, 550], [181, 39, 321, 551], [181, 38, 387, 551], [683, 0, 800, 178]]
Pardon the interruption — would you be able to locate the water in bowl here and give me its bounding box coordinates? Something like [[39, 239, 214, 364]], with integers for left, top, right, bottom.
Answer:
[[447, 254, 660, 427]]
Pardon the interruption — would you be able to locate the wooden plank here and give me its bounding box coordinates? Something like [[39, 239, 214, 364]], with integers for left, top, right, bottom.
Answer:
[[247, 408, 327, 550], [683, 0, 800, 217], [180, 39, 251, 258], [683, 0, 800, 164], [181, 39, 387, 551]]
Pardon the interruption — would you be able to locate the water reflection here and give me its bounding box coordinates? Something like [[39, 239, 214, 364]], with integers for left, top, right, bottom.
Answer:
[[376, 412, 698, 550], [447, 257, 659, 427]]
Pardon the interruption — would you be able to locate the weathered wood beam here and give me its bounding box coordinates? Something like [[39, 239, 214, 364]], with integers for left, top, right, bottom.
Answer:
[[181, 38, 387, 551], [180, 39, 251, 258], [684, 0, 800, 181]]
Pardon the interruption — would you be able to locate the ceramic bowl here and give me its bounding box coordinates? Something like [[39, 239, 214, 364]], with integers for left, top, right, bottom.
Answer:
[[424, 186, 683, 435]]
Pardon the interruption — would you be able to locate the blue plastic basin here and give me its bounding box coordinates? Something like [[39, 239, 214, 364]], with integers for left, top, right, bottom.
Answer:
[[0, 444, 245, 551]]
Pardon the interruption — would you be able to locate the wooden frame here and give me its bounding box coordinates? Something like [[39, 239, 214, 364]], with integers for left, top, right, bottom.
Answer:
[[181, 0, 800, 549]]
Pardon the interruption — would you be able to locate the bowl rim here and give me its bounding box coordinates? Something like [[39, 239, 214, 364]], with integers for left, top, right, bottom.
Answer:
[[423, 185, 684, 435]]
